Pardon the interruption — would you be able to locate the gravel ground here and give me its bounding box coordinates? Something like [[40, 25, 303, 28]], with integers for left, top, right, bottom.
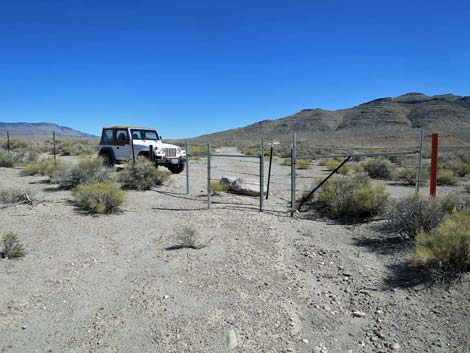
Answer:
[[1, 151, 469, 353]]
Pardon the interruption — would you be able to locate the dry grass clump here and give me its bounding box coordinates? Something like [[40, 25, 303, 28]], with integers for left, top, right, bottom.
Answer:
[[440, 152, 470, 177], [0, 151, 16, 168], [313, 174, 390, 220], [1, 232, 26, 259], [361, 159, 395, 179], [465, 184, 470, 193], [322, 158, 352, 175], [119, 158, 170, 190], [72, 181, 125, 214], [437, 170, 458, 186], [60, 157, 112, 189], [386, 194, 458, 240], [0, 188, 34, 204], [416, 209, 470, 277], [177, 225, 206, 249]]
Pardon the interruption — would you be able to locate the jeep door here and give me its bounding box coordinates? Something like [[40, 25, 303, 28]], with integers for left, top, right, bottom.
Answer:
[[113, 129, 132, 161]]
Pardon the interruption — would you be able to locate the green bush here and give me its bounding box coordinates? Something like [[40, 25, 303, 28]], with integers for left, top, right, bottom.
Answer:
[[323, 158, 352, 175], [282, 158, 311, 169], [1, 232, 26, 259], [72, 181, 125, 214], [0, 152, 16, 168], [118, 158, 170, 190], [416, 209, 470, 275], [465, 184, 470, 193], [210, 180, 230, 195], [386, 194, 458, 240], [361, 159, 395, 179], [60, 157, 111, 189], [437, 170, 458, 186], [177, 225, 206, 249], [314, 174, 390, 220]]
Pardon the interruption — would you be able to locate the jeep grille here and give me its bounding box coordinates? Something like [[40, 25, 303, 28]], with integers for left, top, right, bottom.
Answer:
[[163, 148, 177, 157]]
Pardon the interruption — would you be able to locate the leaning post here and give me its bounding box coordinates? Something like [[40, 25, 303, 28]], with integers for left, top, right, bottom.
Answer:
[[53, 131, 56, 161]]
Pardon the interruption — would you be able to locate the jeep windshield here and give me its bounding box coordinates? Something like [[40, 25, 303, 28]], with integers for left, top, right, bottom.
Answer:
[[130, 129, 159, 141]]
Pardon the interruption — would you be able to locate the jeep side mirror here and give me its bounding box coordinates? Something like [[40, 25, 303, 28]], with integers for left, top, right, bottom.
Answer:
[[160, 136, 163, 141]]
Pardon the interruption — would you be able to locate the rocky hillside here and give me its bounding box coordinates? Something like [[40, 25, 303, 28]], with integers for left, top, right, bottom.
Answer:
[[189, 93, 470, 147], [0, 122, 96, 139]]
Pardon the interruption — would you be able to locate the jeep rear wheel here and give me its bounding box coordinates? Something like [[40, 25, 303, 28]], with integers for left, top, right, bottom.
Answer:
[[168, 163, 185, 174], [100, 152, 114, 167]]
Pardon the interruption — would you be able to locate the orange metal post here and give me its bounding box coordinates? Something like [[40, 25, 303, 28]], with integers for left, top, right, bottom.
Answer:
[[430, 133, 438, 196]]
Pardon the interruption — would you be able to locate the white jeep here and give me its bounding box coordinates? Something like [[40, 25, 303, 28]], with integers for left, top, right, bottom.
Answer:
[[97, 126, 186, 174]]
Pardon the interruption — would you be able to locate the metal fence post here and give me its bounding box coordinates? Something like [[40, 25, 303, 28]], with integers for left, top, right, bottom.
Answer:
[[260, 138, 265, 212], [266, 143, 274, 200], [415, 129, 424, 194], [53, 131, 56, 161], [291, 132, 297, 210], [207, 143, 211, 209], [430, 133, 438, 197], [6, 131, 10, 153], [186, 140, 189, 195]]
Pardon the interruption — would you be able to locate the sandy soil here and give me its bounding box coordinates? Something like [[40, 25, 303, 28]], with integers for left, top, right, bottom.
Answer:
[[1, 151, 469, 353]]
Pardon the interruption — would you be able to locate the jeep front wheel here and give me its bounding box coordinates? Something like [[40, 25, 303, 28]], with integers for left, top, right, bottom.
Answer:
[[167, 163, 185, 174]]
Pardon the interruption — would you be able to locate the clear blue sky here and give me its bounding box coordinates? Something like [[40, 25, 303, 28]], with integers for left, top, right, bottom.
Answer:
[[1, 0, 469, 138]]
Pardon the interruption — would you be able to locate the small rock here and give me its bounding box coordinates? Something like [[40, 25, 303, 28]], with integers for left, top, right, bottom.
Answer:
[[163, 295, 169, 299], [391, 343, 401, 351], [226, 329, 237, 349], [302, 338, 309, 344], [21, 325, 27, 330], [352, 310, 365, 318]]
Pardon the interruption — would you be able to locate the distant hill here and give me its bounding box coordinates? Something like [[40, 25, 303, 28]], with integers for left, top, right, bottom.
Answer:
[[0, 122, 97, 139], [188, 93, 470, 147]]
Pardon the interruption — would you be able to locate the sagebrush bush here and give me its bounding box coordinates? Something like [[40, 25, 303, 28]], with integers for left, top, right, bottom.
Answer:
[[465, 184, 470, 193], [386, 194, 458, 240], [416, 209, 470, 275], [177, 225, 206, 249], [1, 232, 26, 259], [60, 157, 111, 189], [0, 151, 16, 168], [23, 158, 66, 180], [393, 167, 429, 185], [323, 158, 352, 175], [313, 174, 390, 220], [437, 170, 458, 186], [72, 181, 125, 214], [119, 158, 170, 190], [210, 180, 229, 195], [282, 158, 311, 169], [361, 159, 395, 179]]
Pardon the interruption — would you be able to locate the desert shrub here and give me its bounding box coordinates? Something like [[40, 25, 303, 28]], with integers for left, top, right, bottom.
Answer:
[[59, 145, 72, 156], [240, 147, 259, 156], [22, 158, 66, 180], [0, 152, 16, 168], [60, 157, 111, 189], [393, 167, 429, 185], [0, 188, 34, 204], [118, 158, 170, 190], [282, 158, 311, 169], [437, 170, 458, 186], [72, 181, 125, 214], [440, 152, 470, 177], [323, 158, 352, 175], [465, 184, 470, 193], [416, 209, 470, 276], [0, 232, 26, 259], [386, 194, 458, 240], [210, 180, 229, 195], [361, 159, 395, 179], [177, 225, 206, 249], [313, 174, 390, 220]]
